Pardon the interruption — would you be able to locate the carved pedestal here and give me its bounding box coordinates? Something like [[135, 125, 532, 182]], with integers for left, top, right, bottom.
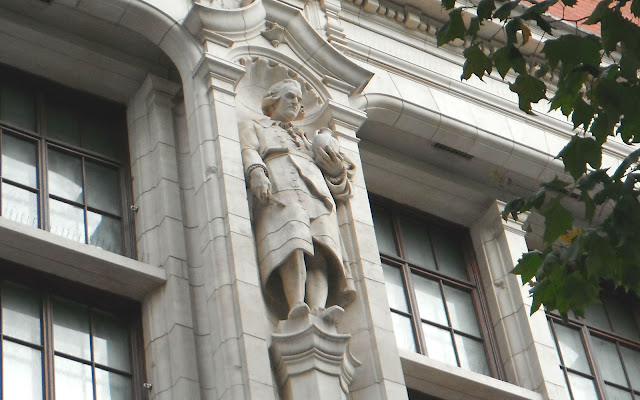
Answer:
[[270, 306, 360, 400]]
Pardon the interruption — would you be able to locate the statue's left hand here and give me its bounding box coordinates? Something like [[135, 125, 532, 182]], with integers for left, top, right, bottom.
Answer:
[[316, 147, 344, 178]]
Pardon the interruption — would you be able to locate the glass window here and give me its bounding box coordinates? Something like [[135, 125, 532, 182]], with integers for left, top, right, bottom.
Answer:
[[549, 292, 640, 400], [0, 266, 142, 400], [0, 65, 132, 256], [371, 198, 500, 378]]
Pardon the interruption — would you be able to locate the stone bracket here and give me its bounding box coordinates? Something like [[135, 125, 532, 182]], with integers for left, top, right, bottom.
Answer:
[[270, 307, 361, 400]]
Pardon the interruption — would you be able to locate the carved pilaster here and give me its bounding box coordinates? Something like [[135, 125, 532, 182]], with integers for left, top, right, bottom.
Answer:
[[271, 307, 361, 400]]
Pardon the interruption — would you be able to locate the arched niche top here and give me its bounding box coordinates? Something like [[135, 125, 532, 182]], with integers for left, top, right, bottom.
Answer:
[[184, 0, 267, 41], [1, 0, 202, 100], [235, 56, 328, 125], [262, 0, 373, 95]]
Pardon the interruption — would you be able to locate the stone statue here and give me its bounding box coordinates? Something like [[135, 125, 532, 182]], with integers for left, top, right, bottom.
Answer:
[[238, 79, 356, 320]]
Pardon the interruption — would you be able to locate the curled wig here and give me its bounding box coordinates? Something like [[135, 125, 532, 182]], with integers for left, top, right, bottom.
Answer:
[[261, 79, 305, 120]]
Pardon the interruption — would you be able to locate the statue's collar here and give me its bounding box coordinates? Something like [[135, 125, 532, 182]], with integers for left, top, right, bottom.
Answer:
[[257, 118, 292, 129]]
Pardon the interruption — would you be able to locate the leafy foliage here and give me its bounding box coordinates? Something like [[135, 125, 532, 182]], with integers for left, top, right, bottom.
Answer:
[[437, 0, 640, 317]]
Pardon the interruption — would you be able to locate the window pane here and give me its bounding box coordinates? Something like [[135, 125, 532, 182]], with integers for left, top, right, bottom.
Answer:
[[443, 286, 480, 336], [81, 116, 118, 159], [391, 312, 416, 352], [96, 370, 132, 400], [605, 385, 633, 400], [584, 302, 611, 331], [3, 341, 43, 400], [604, 297, 640, 341], [567, 372, 599, 400], [2, 184, 38, 227], [2, 134, 37, 187], [48, 149, 83, 203], [85, 161, 120, 215], [620, 346, 640, 388], [381, 263, 408, 312], [455, 335, 490, 375], [1, 85, 36, 132], [591, 336, 626, 386], [54, 356, 94, 400], [398, 216, 436, 270], [371, 206, 397, 256], [431, 228, 468, 280], [93, 309, 131, 372], [422, 323, 457, 366], [412, 274, 447, 325], [88, 212, 122, 255], [554, 324, 592, 374], [2, 282, 41, 344], [52, 297, 91, 360], [49, 199, 85, 243], [45, 99, 81, 146]]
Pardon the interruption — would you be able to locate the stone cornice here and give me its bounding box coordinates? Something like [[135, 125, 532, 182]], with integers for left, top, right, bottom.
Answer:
[[263, 0, 374, 94]]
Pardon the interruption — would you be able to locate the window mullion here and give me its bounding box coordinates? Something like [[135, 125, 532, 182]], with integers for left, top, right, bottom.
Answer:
[[439, 279, 462, 368], [89, 308, 98, 400], [403, 263, 426, 355], [81, 156, 89, 245], [582, 326, 607, 400], [43, 292, 55, 400], [41, 141, 50, 232], [548, 319, 576, 399]]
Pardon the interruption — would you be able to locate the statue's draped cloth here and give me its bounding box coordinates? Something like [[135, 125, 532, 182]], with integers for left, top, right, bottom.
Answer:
[[239, 119, 356, 307]]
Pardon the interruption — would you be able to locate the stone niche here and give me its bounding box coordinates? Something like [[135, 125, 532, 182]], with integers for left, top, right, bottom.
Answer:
[[235, 56, 360, 400]]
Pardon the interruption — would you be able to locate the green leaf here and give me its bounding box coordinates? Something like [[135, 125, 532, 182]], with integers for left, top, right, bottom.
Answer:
[[541, 198, 574, 245], [506, 19, 531, 45], [617, 115, 640, 144], [502, 197, 525, 220], [544, 176, 571, 191], [493, 45, 527, 78], [550, 69, 589, 116], [521, 0, 557, 19], [561, 0, 576, 6], [531, 14, 553, 35], [584, 0, 613, 25], [586, 234, 615, 278], [580, 191, 596, 220], [437, 8, 466, 46], [632, 0, 640, 17], [467, 17, 481, 40], [543, 35, 602, 73], [442, 0, 456, 10], [477, 0, 496, 20], [535, 64, 550, 79], [613, 148, 640, 181], [620, 52, 640, 81], [524, 186, 548, 210], [571, 97, 595, 131], [598, 7, 630, 52], [512, 251, 544, 285], [462, 45, 493, 80], [589, 110, 619, 144], [493, 0, 520, 20], [576, 168, 610, 191], [509, 74, 547, 113], [557, 136, 602, 180]]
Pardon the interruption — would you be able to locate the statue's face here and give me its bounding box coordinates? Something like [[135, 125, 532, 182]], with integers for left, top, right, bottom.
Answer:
[[271, 85, 303, 123]]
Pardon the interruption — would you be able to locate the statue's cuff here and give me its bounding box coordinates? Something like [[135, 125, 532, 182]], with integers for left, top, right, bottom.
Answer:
[[327, 169, 347, 185], [247, 164, 269, 178]]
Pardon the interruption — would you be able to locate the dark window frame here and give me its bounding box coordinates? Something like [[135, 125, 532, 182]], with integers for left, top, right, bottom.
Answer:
[[548, 292, 640, 400], [0, 260, 147, 400], [370, 195, 505, 380], [0, 64, 136, 257]]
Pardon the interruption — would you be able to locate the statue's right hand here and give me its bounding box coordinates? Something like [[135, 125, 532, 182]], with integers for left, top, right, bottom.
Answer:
[[249, 169, 272, 205]]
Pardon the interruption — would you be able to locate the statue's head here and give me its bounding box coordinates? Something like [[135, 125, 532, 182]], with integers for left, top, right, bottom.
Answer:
[[262, 79, 304, 122]]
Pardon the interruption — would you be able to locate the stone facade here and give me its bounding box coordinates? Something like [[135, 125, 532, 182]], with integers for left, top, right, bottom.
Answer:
[[0, 0, 630, 399]]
